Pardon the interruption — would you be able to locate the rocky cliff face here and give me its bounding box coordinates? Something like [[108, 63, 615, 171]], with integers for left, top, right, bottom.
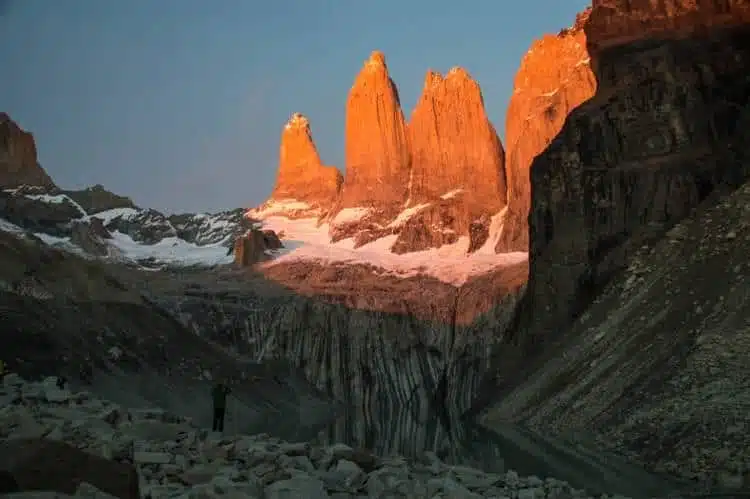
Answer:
[[255, 52, 511, 256], [267, 113, 342, 217], [400, 68, 506, 253], [514, 0, 750, 348], [336, 51, 411, 217], [0, 113, 56, 190], [61, 184, 136, 215], [498, 10, 597, 252], [151, 275, 522, 423], [584, 0, 750, 54]]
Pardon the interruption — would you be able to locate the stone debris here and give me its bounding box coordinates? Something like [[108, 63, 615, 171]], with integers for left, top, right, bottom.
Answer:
[[0, 374, 629, 498]]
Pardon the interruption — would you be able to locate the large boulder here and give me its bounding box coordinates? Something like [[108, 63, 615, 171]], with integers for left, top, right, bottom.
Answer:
[[0, 439, 139, 499]]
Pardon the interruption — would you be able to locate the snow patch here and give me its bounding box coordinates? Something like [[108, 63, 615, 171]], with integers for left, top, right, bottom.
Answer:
[[0, 217, 26, 235], [257, 214, 527, 286], [247, 199, 312, 219], [85, 207, 140, 224], [475, 208, 509, 255], [108, 231, 233, 267], [32, 232, 89, 257], [23, 193, 87, 217], [441, 189, 465, 200], [388, 203, 431, 228], [332, 207, 372, 226]]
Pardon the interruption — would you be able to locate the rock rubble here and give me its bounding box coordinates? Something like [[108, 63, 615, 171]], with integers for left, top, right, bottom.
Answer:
[[1, 374, 628, 498]]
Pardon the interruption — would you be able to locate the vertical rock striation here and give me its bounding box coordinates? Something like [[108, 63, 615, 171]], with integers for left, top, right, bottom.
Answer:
[[158, 283, 523, 425]]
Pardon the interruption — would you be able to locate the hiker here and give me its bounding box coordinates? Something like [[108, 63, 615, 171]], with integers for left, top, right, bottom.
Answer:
[[211, 381, 231, 432], [79, 363, 93, 385], [55, 375, 67, 390]]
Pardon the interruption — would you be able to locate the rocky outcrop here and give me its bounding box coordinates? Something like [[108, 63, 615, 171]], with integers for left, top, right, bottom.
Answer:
[[62, 184, 136, 215], [259, 260, 527, 325], [269, 113, 343, 214], [484, 2, 750, 402], [70, 218, 111, 256], [0, 187, 84, 236], [333, 51, 411, 225], [233, 228, 283, 266], [0, 113, 56, 190], [400, 68, 506, 253], [497, 9, 597, 252]]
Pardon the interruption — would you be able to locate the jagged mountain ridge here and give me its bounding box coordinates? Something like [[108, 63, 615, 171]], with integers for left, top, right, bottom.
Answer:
[[254, 58, 512, 259], [0, 182, 272, 269]]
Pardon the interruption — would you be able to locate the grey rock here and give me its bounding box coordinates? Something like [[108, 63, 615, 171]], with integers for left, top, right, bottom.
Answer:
[[265, 475, 329, 499]]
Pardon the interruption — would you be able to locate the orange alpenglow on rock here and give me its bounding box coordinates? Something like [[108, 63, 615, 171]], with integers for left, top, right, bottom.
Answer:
[[0, 112, 56, 190], [408, 67, 506, 212], [585, 0, 750, 54], [270, 112, 342, 207], [338, 50, 411, 210], [497, 9, 597, 252]]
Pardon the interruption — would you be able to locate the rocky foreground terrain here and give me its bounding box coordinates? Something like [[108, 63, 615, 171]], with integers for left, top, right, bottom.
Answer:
[[0, 374, 649, 498]]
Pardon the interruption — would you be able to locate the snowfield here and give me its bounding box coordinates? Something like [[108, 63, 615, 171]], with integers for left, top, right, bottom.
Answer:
[[1, 189, 528, 281], [256, 206, 527, 286], [106, 231, 233, 267]]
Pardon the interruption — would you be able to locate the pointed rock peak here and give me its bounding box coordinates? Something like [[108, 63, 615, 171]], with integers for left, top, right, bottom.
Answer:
[[365, 50, 387, 70], [446, 66, 472, 81], [284, 112, 310, 131], [423, 70, 444, 90]]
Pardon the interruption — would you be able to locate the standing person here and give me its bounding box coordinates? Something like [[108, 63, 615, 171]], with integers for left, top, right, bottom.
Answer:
[[211, 381, 231, 432]]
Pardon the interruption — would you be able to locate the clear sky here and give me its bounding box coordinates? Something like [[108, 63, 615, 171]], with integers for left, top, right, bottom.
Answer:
[[2, 0, 589, 213]]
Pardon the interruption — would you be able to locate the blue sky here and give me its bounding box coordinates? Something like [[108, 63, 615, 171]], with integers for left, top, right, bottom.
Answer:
[[1, 0, 589, 213]]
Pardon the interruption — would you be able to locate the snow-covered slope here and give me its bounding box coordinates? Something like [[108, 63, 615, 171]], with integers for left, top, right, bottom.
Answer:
[[248, 200, 528, 286], [0, 186, 250, 268], [1, 185, 527, 281]]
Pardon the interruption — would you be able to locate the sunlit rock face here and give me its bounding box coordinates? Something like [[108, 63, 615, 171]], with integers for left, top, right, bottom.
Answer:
[[270, 112, 342, 214], [0, 113, 56, 190], [497, 9, 596, 252]]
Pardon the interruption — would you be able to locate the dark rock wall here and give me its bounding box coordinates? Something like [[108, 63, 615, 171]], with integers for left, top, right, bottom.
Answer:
[[517, 25, 750, 350], [158, 286, 521, 420]]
